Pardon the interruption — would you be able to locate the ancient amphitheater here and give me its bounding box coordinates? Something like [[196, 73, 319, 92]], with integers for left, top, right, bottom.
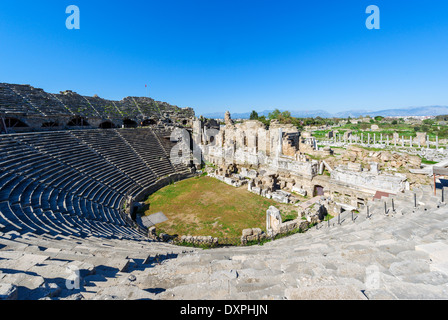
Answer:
[[1, 83, 448, 301]]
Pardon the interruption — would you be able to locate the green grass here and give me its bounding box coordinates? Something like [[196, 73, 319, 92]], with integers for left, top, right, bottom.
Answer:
[[421, 158, 438, 165], [143, 176, 286, 239], [328, 121, 448, 139], [282, 210, 298, 223]]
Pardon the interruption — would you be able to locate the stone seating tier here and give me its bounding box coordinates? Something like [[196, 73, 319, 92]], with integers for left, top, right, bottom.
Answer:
[[0, 83, 195, 122], [1, 129, 188, 245]]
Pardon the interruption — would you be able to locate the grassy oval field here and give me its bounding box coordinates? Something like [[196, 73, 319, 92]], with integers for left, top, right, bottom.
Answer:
[[142, 176, 297, 239]]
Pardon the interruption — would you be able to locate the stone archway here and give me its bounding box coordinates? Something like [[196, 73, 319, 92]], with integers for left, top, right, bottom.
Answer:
[[4, 117, 29, 128], [314, 185, 325, 197], [123, 119, 138, 128], [42, 121, 60, 128], [141, 119, 157, 126], [99, 121, 116, 129], [67, 117, 90, 127], [1, 117, 29, 133]]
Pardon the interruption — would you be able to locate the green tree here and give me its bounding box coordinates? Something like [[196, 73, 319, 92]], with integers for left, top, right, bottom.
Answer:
[[258, 115, 270, 126], [278, 111, 293, 124], [249, 110, 259, 120], [268, 109, 281, 120]]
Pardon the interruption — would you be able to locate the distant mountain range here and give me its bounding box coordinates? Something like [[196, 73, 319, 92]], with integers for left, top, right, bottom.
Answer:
[[200, 106, 448, 119]]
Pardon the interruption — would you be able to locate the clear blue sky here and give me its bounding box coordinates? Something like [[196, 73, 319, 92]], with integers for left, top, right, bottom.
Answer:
[[1, 0, 447, 116]]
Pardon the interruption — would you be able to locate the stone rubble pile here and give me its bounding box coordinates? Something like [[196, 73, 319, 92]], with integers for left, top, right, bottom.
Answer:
[[298, 202, 328, 225], [208, 164, 249, 188], [341, 146, 422, 170]]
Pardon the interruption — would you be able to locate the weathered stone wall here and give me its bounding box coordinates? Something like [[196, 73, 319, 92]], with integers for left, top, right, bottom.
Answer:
[[240, 220, 310, 245], [330, 165, 406, 194], [179, 235, 219, 246]]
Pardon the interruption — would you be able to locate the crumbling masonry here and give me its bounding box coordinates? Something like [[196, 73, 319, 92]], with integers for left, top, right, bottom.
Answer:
[[193, 112, 408, 213]]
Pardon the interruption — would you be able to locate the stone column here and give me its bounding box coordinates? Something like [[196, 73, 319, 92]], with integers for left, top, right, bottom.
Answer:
[[370, 162, 379, 175], [368, 133, 370, 144], [266, 206, 282, 235], [277, 128, 283, 157], [373, 133, 376, 144], [436, 136, 439, 149], [361, 133, 364, 144]]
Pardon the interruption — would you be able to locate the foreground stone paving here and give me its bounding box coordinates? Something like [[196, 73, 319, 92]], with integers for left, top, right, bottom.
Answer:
[[1, 186, 448, 300], [150, 207, 448, 300]]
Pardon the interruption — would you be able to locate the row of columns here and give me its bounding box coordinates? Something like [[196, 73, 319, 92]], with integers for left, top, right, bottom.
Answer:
[[331, 133, 439, 149]]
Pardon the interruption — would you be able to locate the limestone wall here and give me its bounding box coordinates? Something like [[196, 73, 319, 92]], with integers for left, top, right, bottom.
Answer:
[[330, 165, 406, 194]]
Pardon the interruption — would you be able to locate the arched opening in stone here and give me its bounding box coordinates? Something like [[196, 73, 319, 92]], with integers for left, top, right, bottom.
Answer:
[[4, 117, 29, 128], [41, 121, 60, 128], [123, 119, 138, 128], [314, 185, 325, 197], [67, 117, 90, 127], [141, 119, 157, 126], [1, 117, 28, 133], [99, 121, 116, 129]]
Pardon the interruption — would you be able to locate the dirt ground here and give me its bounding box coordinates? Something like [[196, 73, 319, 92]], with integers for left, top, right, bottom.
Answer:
[[142, 176, 296, 238]]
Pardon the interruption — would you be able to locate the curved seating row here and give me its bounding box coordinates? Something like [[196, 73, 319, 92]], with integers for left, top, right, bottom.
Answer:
[[116, 129, 177, 178], [70, 130, 157, 187], [0, 128, 186, 241]]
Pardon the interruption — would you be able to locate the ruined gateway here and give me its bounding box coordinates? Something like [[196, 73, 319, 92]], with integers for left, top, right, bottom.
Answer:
[[193, 112, 408, 211]]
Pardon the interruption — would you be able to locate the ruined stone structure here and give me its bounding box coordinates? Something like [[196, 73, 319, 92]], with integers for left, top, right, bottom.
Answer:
[[195, 115, 322, 198], [195, 113, 410, 209], [1, 107, 448, 300], [0, 83, 195, 133]]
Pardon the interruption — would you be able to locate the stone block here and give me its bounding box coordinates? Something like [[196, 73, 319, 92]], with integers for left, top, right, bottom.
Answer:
[[279, 220, 299, 233], [242, 228, 253, 237], [0, 283, 18, 300], [251, 187, 261, 195], [348, 162, 362, 172], [266, 206, 282, 232], [292, 185, 307, 196]]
